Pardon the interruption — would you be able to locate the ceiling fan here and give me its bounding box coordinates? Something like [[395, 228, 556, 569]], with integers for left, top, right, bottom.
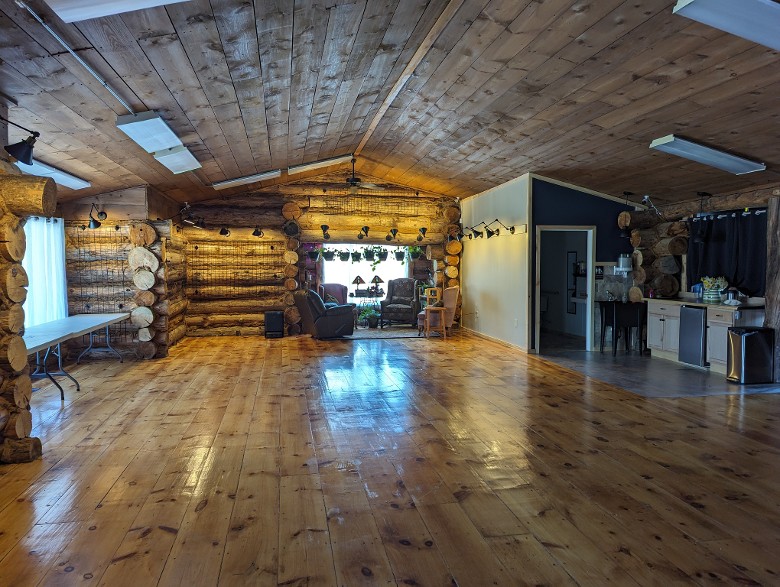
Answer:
[[346, 157, 383, 193]]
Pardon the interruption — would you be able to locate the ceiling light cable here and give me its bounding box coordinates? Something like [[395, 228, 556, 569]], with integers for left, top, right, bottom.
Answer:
[[15, 1, 135, 115]]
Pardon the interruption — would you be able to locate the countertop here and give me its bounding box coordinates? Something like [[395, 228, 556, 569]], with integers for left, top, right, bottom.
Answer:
[[643, 297, 765, 310]]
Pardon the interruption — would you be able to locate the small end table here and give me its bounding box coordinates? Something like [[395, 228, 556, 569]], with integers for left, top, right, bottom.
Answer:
[[424, 306, 447, 338]]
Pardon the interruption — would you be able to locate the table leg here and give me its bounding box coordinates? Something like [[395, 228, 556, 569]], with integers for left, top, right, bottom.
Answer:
[[40, 347, 65, 400], [77, 325, 123, 364]]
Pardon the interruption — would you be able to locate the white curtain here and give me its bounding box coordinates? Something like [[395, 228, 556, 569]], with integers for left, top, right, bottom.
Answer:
[[22, 216, 68, 328]]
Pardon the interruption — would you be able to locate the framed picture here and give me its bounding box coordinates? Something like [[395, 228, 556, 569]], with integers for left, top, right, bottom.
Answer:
[[567, 251, 577, 314]]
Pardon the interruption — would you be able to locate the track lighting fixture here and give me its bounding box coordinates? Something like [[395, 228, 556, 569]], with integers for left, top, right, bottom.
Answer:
[[385, 228, 399, 241], [252, 226, 264, 237], [321, 224, 330, 240], [468, 221, 487, 239], [88, 203, 106, 229], [417, 227, 427, 242], [1, 115, 39, 165], [219, 226, 230, 237], [357, 226, 369, 240]]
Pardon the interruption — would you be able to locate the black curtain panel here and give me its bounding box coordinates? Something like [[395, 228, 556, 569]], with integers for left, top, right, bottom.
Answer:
[[687, 209, 767, 296]]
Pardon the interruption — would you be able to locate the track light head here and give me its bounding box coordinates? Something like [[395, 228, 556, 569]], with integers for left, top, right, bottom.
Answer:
[[88, 203, 102, 229], [1, 115, 40, 165], [252, 226, 264, 237]]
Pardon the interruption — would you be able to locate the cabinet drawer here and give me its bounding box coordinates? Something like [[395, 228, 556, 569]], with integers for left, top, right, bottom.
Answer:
[[648, 302, 680, 318], [707, 309, 735, 325]]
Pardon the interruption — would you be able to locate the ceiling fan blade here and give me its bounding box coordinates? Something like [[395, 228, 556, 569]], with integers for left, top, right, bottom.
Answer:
[[360, 182, 385, 190]]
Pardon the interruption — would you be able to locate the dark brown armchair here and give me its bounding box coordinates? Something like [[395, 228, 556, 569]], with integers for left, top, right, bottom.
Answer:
[[319, 283, 348, 305], [294, 290, 355, 339], [380, 278, 419, 328]]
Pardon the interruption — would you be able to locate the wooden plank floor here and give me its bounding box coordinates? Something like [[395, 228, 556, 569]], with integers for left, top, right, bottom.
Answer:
[[1, 333, 779, 586]]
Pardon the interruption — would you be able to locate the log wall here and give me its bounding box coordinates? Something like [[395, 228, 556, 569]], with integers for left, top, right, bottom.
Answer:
[[0, 168, 49, 463]]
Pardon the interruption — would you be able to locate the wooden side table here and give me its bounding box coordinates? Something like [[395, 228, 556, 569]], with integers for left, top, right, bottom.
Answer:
[[424, 306, 447, 338]]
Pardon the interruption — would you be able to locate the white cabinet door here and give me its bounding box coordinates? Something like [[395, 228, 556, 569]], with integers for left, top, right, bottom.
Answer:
[[647, 314, 664, 350], [663, 316, 680, 352], [708, 322, 731, 364]]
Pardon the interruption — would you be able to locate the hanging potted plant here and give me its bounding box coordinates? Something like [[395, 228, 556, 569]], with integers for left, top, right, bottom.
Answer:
[[322, 248, 336, 261], [363, 247, 376, 261], [394, 248, 406, 262], [307, 246, 321, 261], [338, 250, 350, 261], [351, 250, 362, 262], [378, 248, 389, 261], [409, 245, 424, 260]]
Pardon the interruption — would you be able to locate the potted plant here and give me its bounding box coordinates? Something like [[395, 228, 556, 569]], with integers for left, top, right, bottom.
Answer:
[[363, 247, 376, 261], [394, 249, 406, 262], [338, 250, 350, 261], [359, 307, 381, 328], [322, 249, 335, 261], [409, 245, 424, 260], [351, 251, 362, 262], [377, 248, 389, 261], [307, 246, 321, 261]]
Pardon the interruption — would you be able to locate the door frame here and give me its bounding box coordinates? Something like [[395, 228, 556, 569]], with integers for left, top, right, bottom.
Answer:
[[534, 225, 596, 353]]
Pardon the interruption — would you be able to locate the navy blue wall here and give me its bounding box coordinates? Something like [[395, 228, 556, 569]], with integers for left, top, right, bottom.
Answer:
[[532, 178, 634, 261], [530, 178, 634, 349]]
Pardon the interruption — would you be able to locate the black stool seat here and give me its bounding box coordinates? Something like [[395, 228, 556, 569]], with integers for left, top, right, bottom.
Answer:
[[598, 301, 647, 356]]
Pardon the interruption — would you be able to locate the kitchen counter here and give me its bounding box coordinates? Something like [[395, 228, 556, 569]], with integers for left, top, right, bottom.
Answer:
[[642, 297, 765, 310]]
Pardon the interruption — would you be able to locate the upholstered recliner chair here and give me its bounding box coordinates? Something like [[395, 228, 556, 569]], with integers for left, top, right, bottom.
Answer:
[[319, 283, 348, 306], [294, 290, 355, 339], [380, 278, 419, 328]]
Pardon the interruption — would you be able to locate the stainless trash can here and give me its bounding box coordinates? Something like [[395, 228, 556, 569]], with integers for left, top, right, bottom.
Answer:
[[727, 327, 774, 384]]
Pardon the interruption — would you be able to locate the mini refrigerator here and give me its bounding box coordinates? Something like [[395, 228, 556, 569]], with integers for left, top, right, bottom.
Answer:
[[727, 327, 774, 384]]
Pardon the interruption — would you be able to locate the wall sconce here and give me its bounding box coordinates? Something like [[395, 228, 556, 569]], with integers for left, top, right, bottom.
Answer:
[[467, 221, 486, 239], [88, 203, 106, 229], [219, 226, 230, 237], [1, 115, 39, 165], [485, 219, 515, 238], [252, 226, 264, 237], [416, 227, 427, 242], [321, 224, 331, 240], [357, 225, 369, 240], [385, 228, 398, 241]]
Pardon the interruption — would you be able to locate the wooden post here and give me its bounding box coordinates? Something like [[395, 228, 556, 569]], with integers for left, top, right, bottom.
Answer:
[[764, 197, 780, 383]]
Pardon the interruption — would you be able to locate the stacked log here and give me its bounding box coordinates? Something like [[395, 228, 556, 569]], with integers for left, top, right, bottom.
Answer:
[[129, 221, 189, 358], [0, 173, 53, 463], [625, 219, 688, 298], [284, 237, 301, 336], [185, 228, 287, 337]]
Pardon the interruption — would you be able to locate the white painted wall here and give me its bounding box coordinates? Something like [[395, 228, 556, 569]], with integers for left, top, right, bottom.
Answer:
[[461, 174, 531, 349]]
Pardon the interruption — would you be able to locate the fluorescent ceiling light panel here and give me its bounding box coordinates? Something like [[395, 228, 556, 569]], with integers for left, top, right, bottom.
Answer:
[[116, 111, 183, 153], [649, 135, 766, 175], [212, 169, 282, 190], [43, 0, 191, 22], [673, 0, 780, 51], [15, 159, 91, 190], [154, 146, 201, 174], [287, 154, 354, 175]]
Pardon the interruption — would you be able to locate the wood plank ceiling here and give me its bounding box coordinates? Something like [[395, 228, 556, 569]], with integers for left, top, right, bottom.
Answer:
[[0, 0, 778, 206]]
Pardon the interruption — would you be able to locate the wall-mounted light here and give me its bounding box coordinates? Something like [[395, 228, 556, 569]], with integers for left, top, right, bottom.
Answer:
[[1, 114, 39, 165], [385, 228, 399, 241], [252, 226, 264, 238], [357, 226, 369, 240], [417, 227, 427, 242], [321, 224, 331, 240], [219, 226, 230, 237], [468, 221, 487, 239], [88, 203, 106, 229], [485, 219, 515, 237]]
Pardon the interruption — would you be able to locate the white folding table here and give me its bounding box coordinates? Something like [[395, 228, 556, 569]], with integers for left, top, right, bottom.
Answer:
[[24, 313, 130, 400]]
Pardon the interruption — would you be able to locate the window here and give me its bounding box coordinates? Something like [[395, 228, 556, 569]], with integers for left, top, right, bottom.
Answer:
[[22, 217, 68, 327], [323, 244, 407, 297]]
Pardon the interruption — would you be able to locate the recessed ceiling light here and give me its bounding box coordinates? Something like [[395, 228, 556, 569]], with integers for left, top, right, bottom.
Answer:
[[287, 154, 354, 175], [211, 169, 282, 190], [43, 0, 191, 23], [116, 111, 183, 154], [153, 145, 201, 174], [15, 158, 91, 190]]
